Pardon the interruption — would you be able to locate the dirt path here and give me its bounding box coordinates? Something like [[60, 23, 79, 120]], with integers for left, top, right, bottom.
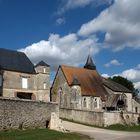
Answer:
[[62, 121, 140, 140]]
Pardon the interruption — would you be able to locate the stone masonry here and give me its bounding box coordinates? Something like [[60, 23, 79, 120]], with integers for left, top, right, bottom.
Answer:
[[0, 97, 58, 130]]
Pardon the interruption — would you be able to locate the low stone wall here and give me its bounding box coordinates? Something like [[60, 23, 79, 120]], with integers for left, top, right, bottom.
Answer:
[[104, 112, 139, 126], [60, 108, 104, 126], [60, 108, 139, 127], [0, 97, 58, 130]]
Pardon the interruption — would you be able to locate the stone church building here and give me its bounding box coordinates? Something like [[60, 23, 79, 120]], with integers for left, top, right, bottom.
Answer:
[[0, 48, 50, 102], [51, 55, 140, 114]]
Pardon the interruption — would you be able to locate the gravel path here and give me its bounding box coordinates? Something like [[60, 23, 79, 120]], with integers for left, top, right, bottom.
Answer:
[[62, 120, 140, 140]]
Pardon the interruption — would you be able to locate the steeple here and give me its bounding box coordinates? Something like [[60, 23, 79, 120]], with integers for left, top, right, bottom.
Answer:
[[84, 55, 96, 70]]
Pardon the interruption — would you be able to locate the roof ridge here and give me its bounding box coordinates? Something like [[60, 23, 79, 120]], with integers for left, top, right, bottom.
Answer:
[[61, 65, 96, 71]]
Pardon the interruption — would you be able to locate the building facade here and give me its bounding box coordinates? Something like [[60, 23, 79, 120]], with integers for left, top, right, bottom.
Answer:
[[51, 55, 140, 113], [0, 48, 50, 102]]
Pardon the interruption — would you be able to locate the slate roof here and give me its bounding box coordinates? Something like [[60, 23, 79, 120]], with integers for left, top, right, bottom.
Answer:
[[84, 55, 96, 70], [0, 48, 35, 73], [102, 78, 132, 93], [35, 61, 50, 67], [60, 65, 108, 101]]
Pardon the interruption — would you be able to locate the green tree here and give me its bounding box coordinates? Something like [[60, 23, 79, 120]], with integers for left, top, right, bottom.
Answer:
[[109, 76, 139, 97]]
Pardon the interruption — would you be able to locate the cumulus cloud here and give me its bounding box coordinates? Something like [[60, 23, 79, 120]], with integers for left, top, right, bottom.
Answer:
[[120, 65, 140, 92], [102, 64, 140, 92], [57, 0, 113, 15], [135, 82, 140, 91], [104, 59, 123, 67], [78, 0, 140, 51], [136, 64, 140, 69], [19, 33, 99, 70], [56, 17, 65, 25], [101, 73, 110, 78], [121, 68, 140, 83]]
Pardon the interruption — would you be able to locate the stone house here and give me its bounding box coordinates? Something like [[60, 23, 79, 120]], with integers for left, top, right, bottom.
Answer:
[[0, 48, 50, 102], [51, 55, 140, 113]]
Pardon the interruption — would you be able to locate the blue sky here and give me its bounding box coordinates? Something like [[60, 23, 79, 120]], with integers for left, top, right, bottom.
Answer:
[[0, 0, 140, 91]]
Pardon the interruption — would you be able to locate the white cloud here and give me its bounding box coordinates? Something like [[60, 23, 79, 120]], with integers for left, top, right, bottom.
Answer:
[[19, 33, 99, 70], [136, 64, 140, 69], [120, 66, 140, 93], [121, 69, 140, 83], [134, 82, 140, 90], [104, 59, 122, 67], [57, 0, 113, 14], [56, 17, 65, 25], [78, 0, 140, 51], [102, 73, 110, 78]]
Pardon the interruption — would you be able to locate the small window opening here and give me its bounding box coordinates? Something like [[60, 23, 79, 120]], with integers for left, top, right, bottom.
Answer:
[[83, 98, 87, 107], [43, 82, 47, 89], [44, 68, 46, 73], [17, 92, 32, 99], [46, 120, 50, 128]]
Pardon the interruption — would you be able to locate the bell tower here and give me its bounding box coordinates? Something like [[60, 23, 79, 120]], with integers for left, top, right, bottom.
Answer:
[[84, 55, 96, 70]]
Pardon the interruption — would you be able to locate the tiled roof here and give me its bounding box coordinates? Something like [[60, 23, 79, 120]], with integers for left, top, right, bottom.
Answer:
[[35, 61, 50, 67], [0, 48, 35, 73], [102, 78, 132, 93], [61, 65, 108, 100]]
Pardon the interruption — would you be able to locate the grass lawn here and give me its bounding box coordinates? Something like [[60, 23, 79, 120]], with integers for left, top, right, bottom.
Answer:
[[106, 124, 140, 132], [0, 128, 93, 140]]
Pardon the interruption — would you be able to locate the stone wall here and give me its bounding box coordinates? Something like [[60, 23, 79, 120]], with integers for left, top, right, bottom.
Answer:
[[0, 98, 58, 130], [60, 108, 104, 126], [132, 99, 140, 113], [60, 108, 139, 127], [104, 112, 139, 126]]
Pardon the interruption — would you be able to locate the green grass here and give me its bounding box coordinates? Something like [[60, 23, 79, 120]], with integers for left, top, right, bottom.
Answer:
[[0, 128, 93, 140], [106, 124, 140, 132]]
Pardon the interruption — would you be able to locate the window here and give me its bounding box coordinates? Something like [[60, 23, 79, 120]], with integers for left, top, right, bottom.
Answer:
[[135, 107, 138, 113], [94, 98, 99, 108], [0, 75, 2, 87], [43, 82, 47, 89], [22, 78, 28, 89], [44, 68, 46, 73], [94, 98, 97, 108], [83, 98, 87, 107], [17, 92, 32, 99]]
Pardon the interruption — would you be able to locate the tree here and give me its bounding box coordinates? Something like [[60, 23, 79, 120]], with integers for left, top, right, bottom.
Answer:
[[109, 76, 139, 97]]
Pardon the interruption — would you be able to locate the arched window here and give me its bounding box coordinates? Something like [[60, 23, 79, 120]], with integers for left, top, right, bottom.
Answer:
[[94, 98, 97, 108], [83, 98, 87, 108], [117, 93, 127, 109]]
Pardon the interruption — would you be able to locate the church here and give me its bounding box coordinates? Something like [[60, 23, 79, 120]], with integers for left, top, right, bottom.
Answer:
[[51, 55, 140, 114]]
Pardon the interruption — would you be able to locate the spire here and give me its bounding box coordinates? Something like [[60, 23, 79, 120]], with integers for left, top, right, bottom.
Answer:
[[84, 55, 96, 70]]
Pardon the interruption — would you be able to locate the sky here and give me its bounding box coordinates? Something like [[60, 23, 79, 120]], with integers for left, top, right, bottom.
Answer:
[[0, 0, 140, 92]]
